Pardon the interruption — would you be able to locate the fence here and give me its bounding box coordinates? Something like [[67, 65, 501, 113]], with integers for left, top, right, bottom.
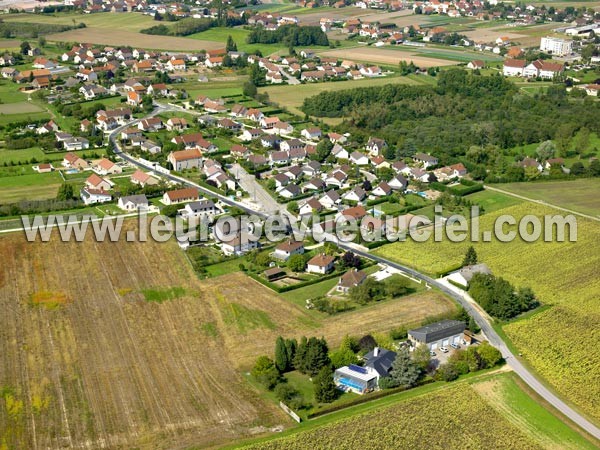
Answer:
[[279, 402, 301, 423]]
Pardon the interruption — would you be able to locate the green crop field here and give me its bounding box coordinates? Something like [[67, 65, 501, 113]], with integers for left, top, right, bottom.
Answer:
[[374, 201, 600, 423], [2, 12, 155, 32], [498, 179, 600, 217], [260, 76, 423, 117], [0, 171, 63, 203], [189, 27, 288, 55], [238, 372, 596, 450], [466, 189, 524, 213]]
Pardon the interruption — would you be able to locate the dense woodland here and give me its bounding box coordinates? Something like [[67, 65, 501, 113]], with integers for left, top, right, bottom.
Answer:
[[302, 70, 600, 180], [247, 24, 329, 47]]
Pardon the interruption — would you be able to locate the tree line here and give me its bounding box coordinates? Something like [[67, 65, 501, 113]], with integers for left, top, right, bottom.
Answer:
[[247, 24, 329, 47]]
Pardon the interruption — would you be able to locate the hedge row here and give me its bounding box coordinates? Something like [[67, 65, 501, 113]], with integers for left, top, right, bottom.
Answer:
[[245, 269, 343, 293], [307, 378, 436, 419]]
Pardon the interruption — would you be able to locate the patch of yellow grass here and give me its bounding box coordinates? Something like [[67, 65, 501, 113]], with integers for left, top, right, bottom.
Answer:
[[30, 291, 68, 309]]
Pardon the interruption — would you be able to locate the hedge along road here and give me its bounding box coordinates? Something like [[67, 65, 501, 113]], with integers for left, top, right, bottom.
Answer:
[[332, 239, 600, 441]]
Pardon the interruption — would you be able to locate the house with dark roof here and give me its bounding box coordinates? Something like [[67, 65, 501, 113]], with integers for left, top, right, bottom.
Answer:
[[408, 320, 467, 351], [334, 347, 397, 394]]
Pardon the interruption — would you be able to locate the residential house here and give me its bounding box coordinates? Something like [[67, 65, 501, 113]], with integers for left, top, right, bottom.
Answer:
[[337, 268, 367, 293], [503, 59, 526, 76], [168, 149, 202, 171], [274, 240, 305, 261], [467, 60, 485, 70], [301, 127, 322, 140], [306, 253, 336, 274], [80, 188, 112, 205], [319, 190, 341, 209], [166, 117, 188, 131], [130, 169, 159, 187], [413, 152, 439, 168], [118, 194, 149, 211], [220, 233, 259, 256], [366, 137, 387, 156], [388, 174, 408, 191], [85, 173, 112, 191], [62, 152, 88, 169], [350, 151, 370, 166], [162, 187, 199, 205], [447, 263, 492, 288], [279, 184, 301, 199], [343, 185, 366, 202], [299, 197, 324, 215], [180, 199, 218, 220], [138, 117, 163, 132], [334, 347, 396, 394], [95, 158, 122, 175], [372, 181, 392, 197]]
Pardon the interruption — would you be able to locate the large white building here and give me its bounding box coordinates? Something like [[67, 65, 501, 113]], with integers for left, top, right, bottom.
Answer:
[[540, 37, 573, 57]]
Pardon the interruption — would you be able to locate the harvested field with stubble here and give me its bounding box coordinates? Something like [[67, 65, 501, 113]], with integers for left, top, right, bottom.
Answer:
[[47, 28, 225, 51], [0, 232, 286, 450], [204, 273, 457, 369], [318, 48, 456, 67]]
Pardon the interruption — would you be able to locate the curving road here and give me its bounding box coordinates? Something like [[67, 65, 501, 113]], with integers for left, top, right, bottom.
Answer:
[[107, 105, 270, 220], [109, 105, 600, 441], [336, 241, 600, 441]]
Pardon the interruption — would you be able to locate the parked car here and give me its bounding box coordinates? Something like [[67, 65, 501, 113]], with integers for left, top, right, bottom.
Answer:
[[440, 347, 449, 353], [450, 343, 460, 350], [429, 351, 436, 357]]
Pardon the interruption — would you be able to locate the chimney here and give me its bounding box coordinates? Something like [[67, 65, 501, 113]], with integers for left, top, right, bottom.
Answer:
[[373, 347, 379, 357]]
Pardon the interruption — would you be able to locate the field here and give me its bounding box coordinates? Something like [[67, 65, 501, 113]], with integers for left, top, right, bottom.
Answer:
[[260, 75, 423, 117], [239, 372, 597, 450], [0, 226, 460, 448], [0, 103, 45, 115], [2, 12, 155, 31], [204, 272, 456, 368], [317, 47, 456, 68], [0, 172, 63, 203], [374, 201, 600, 423], [0, 231, 286, 449], [467, 189, 524, 213], [46, 28, 225, 51], [497, 179, 600, 218], [189, 27, 288, 56]]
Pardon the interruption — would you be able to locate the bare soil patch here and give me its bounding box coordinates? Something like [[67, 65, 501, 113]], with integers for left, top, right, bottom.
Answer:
[[319, 47, 456, 67]]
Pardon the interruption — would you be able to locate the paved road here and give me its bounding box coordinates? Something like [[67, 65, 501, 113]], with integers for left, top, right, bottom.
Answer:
[[333, 239, 600, 440], [107, 106, 269, 220], [230, 163, 281, 214]]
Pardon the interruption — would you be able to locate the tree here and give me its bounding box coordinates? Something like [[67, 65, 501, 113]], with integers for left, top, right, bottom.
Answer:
[[384, 348, 420, 389], [341, 251, 361, 269], [251, 356, 280, 389], [294, 336, 330, 375], [437, 363, 459, 381], [275, 336, 289, 372], [226, 35, 238, 52], [249, 62, 266, 86], [412, 344, 432, 373], [56, 183, 74, 201], [358, 334, 377, 353], [535, 140, 556, 162], [573, 127, 590, 156], [476, 342, 503, 368], [37, 36, 47, 48], [349, 278, 384, 305], [313, 138, 333, 162], [384, 274, 410, 298], [462, 246, 478, 266], [468, 316, 480, 334], [285, 338, 297, 367], [589, 159, 600, 177], [20, 41, 31, 55], [571, 161, 586, 176], [243, 81, 257, 98], [313, 367, 337, 403], [330, 347, 359, 368], [287, 254, 306, 272], [287, 200, 299, 215]]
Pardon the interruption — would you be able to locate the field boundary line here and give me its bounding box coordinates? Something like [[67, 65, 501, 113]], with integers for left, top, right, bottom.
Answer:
[[484, 185, 600, 222]]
